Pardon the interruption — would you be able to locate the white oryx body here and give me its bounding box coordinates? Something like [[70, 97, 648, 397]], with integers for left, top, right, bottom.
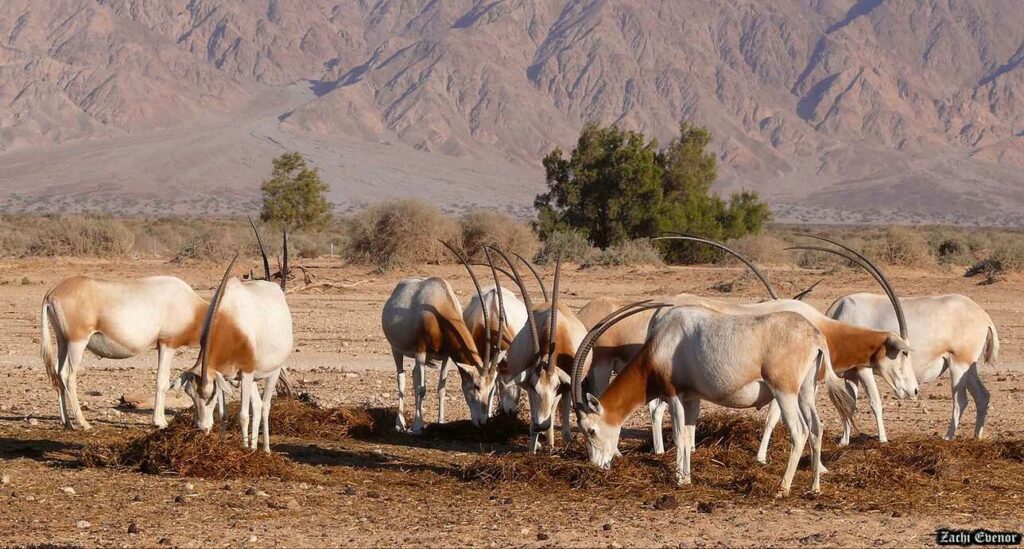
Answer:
[[382, 276, 490, 432], [41, 276, 207, 429], [573, 304, 856, 496], [176, 268, 294, 451], [828, 292, 998, 439], [464, 286, 528, 415]]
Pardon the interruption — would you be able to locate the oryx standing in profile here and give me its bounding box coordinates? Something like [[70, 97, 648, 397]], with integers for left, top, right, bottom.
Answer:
[[812, 237, 999, 440]]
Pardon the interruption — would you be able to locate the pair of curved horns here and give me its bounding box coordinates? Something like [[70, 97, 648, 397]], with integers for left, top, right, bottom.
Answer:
[[787, 235, 907, 339], [571, 300, 671, 412], [248, 217, 288, 291], [652, 233, 779, 300]]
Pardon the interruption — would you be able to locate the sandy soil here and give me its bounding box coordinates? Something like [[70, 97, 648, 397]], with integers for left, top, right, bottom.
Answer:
[[0, 257, 1022, 547]]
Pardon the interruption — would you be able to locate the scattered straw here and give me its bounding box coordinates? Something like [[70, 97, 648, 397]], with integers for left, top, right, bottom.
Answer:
[[264, 397, 392, 439], [80, 414, 297, 480]]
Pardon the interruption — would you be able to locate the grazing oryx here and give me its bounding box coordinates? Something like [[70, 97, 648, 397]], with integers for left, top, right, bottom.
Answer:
[[382, 242, 505, 432], [41, 275, 208, 430], [817, 241, 999, 440], [579, 235, 919, 460], [174, 229, 294, 451], [491, 247, 588, 453], [463, 282, 528, 415], [572, 302, 856, 496]]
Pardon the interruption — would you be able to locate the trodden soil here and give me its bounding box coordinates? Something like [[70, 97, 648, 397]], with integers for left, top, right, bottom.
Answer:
[[0, 257, 1022, 547]]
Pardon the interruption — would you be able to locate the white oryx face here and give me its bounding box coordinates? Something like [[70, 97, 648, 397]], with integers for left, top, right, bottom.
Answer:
[[873, 334, 919, 400], [577, 394, 620, 469], [174, 372, 216, 432], [526, 364, 570, 435], [458, 365, 498, 426]]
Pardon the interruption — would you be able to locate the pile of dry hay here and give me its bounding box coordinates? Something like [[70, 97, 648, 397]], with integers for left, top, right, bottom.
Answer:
[[80, 413, 298, 480], [461, 411, 1024, 514], [420, 411, 530, 444], [260, 396, 392, 439]]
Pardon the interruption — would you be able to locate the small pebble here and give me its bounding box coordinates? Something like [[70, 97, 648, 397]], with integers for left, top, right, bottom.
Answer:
[[61, 487, 76, 495], [174, 495, 186, 504], [603, 522, 613, 531], [247, 535, 258, 544], [76, 520, 91, 529], [184, 483, 194, 491], [1, 474, 9, 485], [128, 522, 140, 534], [537, 532, 550, 541]]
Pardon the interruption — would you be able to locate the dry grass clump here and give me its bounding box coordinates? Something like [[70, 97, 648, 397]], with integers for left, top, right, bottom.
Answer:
[[79, 413, 297, 480], [0, 215, 135, 257], [263, 397, 392, 439], [871, 227, 933, 267], [460, 210, 538, 261], [724, 234, 791, 265], [343, 199, 459, 270], [586, 239, 664, 267], [460, 411, 1024, 514]]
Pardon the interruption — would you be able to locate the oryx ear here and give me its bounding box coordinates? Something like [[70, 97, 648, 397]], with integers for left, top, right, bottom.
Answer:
[[884, 333, 911, 357], [455, 362, 475, 379], [555, 368, 571, 386], [585, 393, 603, 415], [170, 370, 195, 391], [214, 373, 236, 398]]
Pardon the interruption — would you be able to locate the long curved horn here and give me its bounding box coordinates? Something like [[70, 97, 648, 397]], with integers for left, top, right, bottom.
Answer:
[[787, 244, 907, 339], [483, 248, 506, 367], [545, 250, 562, 371], [248, 216, 271, 282], [200, 253, 238, 399], [653, 233, 778, 300], [280, 229, 289, 291], [487, 245, 540, 357], [513, 252, 549, 302], [440, 240, 490, 367], [798, 235, 907, 338], [570, 300, 665, 410]]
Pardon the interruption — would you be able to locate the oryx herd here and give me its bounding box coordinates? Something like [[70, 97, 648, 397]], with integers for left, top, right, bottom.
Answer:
[[39, 226, 998, 496]]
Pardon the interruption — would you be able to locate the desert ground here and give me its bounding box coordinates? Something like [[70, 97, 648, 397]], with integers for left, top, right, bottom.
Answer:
[[0, 257, 1022, 547]]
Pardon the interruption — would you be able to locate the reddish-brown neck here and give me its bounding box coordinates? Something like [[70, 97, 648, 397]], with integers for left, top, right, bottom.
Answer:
[[819, 319, 889, 373], [598, 352, 656, 426]]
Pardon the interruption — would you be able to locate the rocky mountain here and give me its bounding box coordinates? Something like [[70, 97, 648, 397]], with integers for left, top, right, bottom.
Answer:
[[0, 0, 1021, 224]]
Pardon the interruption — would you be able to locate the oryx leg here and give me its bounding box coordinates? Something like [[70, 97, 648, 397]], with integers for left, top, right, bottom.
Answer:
[[64, 340, 91, 430], [757, 400, 780, 464], [259, 369, 281, 452], [667, 395, 690, 485], [392, 348, 407, 432], [775, 392, 809, 497], [412, 352, 427, 434], [839, 378, 859, 446], [153, 343, 172, 429], [944, 360, 970, 440], [683, 398, 699, 452], [964, 362, 990, 438], [546, 395, 558, 451], [649, 399, 667, 454], [857, 368, 886, 443], [436, 357, 449, 424], [248, 379, 263, 450], [239, 373, 254, 447], [54, 334, 71, 428]]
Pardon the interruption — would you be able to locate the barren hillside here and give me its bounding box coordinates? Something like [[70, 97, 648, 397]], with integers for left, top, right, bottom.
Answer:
[[0, 1, 1021, 224]]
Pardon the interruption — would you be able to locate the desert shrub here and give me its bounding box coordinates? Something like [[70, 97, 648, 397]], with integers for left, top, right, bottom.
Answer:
[[873, 227, 932, 267], [586, 239, 664, 267], [21, 216, 135, 257], [460, 210, 539, 261], [536, 229, 597, 264], [343, 199, 459, 269], [935, 237, 972, 265], [722, 234, 791, 265]]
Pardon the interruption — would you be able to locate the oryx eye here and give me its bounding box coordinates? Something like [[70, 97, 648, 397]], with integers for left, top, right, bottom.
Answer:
[[473, 383, 481, 391], [587, 428, 596, 436]]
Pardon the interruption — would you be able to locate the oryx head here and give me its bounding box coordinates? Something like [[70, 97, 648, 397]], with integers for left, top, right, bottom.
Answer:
[[571, 301, 671, 469], [440, 241, 504, 426], [490, 246, 570, 437], [790, 236, 919, 400]]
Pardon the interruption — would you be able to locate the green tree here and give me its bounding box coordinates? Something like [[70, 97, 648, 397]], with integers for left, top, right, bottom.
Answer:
[[535, 123, 664, 249], [534, 122, 771, 262], [260, 152, 332, 230]]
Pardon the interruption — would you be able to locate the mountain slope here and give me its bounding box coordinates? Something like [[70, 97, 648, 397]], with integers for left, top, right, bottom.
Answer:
[[0, 0, 1021, 224]]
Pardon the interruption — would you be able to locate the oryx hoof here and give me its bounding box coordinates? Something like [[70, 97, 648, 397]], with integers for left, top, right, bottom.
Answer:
[[774, 489, 790, 499], [755, 455, 768, 465]]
